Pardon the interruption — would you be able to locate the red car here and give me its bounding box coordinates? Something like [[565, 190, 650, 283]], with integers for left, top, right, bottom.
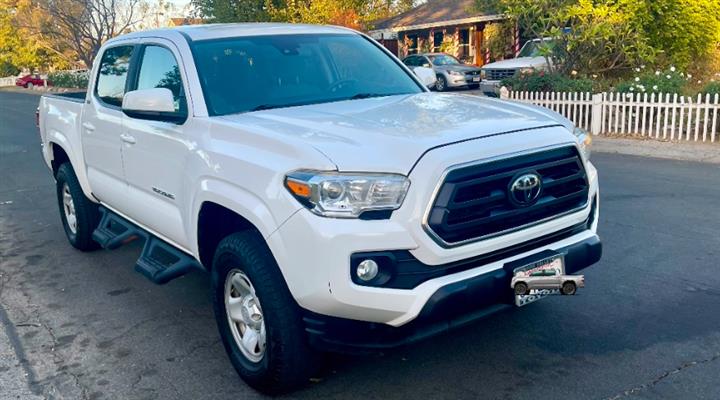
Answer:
[[16, 74, 50, 88]]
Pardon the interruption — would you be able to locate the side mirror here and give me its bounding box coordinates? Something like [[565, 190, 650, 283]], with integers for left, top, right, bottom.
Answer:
[[122, 88, 186, 123], [412, 66, 437, 88]]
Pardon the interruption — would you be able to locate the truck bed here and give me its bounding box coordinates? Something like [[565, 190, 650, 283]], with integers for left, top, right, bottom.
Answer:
[[44, 91, 87, 102]]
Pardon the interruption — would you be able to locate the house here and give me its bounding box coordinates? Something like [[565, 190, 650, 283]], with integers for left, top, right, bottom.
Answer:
[[368, 0, 513, 66], [170, 18, 205, 26]]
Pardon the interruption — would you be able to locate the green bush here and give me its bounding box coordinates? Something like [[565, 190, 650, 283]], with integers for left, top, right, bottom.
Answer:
[[48, 71, 89, 88], [501, 70, 594, 93], [700, 81, 720, 97], [615, 67, 688, 95]]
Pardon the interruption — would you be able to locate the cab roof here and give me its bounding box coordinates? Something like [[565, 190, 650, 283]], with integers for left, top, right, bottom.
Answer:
[[110, 23, 358, 43]]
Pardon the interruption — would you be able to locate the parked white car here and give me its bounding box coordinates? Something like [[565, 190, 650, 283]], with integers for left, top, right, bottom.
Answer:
[[38, 24, 600, 394], [481, 38, 555, 93]]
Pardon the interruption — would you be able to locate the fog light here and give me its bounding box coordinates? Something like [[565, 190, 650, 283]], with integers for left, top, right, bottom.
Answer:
[[356, 259, 379, 281]]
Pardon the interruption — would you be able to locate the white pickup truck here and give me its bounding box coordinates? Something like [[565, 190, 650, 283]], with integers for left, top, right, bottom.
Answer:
[[38, 23, 601, 393]]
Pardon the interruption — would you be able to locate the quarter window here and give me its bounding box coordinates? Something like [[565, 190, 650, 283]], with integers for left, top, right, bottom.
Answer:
[[136, 45, 185, 112], [95, 46, 134, 107]]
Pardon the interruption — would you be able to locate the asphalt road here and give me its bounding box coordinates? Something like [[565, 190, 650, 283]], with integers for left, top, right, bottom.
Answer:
[[1, 90, 720, 400]]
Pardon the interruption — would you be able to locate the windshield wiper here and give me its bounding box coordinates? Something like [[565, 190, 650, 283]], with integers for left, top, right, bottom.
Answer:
[[250, 104, 282, 112], [349, 93, 393, 100]]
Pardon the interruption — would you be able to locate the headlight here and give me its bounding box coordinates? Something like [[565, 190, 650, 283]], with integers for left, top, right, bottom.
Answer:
[[573, 127, 592, 160], [447, 70, 462, 76], [518, 67, 535, 75], [480, 70, 487, 80], [284, 171, 410, 218]]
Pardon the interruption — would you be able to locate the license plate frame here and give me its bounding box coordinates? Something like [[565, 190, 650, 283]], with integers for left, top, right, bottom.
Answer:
[[512, 253, 565, 307], [472, 77, 481, 82]]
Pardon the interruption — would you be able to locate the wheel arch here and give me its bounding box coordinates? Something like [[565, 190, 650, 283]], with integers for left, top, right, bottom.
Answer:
[[196, 201, 268, 269]]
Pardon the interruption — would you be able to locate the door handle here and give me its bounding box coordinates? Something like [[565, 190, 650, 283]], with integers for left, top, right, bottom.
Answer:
[[120, 133, 136, 144], [82, 122, 95, 132]]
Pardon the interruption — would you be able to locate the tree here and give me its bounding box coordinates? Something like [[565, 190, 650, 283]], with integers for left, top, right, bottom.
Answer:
[[0, 0, 66, 71], [633, 0, 720, 70], [191, 0, 418, 29], [478, 0, 720, 75], [476, 0, 655, 76], [34, 0, 149, 68]]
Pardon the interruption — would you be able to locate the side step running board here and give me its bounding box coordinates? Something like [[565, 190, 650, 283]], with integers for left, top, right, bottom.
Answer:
[[92, 207, 203, 285]]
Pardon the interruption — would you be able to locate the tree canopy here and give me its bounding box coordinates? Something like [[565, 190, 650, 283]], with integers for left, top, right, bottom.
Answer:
[[190, 0, 417, 30], [478, 0, 720, 76]]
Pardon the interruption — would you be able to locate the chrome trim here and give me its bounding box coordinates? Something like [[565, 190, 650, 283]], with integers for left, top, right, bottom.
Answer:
[[422, 142, 591, 249]]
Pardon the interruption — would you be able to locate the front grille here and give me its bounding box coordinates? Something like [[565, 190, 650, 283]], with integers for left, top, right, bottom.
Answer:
[[426, 146, 589, 246], [485, 68, 516, 80], [466, 70, 481, 76]]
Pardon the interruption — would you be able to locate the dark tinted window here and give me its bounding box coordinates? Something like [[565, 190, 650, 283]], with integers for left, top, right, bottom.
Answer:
[[136, 46, 184, 112], [192, 34, 423, 116], [404, 56, 418, 66], [95, 46, 134, 107]]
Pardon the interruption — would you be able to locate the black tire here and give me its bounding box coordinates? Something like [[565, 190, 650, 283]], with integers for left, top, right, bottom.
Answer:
[[514, 282, 529, 296], [436, 75, 448, 92], [55, 163, 100, 251], [561, 281, 577, 295], [211, 231, 319, 394]]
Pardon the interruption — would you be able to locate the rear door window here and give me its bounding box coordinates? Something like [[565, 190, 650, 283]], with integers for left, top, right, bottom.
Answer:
[[95, 45, 134, 107]]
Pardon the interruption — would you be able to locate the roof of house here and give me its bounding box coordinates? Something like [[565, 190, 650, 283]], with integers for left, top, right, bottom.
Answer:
[[371, 0, 503, 32], [170, 17, 205, 26]]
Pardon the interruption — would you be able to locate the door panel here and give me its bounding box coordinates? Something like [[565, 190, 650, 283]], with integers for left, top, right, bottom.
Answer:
[[120, 42, 191, 247], [82, 45, 134, 207]]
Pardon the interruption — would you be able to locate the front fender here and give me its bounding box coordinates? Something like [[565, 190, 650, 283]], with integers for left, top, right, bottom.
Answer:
[[187, 177, 301, 257]]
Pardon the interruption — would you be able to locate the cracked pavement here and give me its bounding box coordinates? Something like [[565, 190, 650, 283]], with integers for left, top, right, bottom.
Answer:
[[2, 90, 720, 399]]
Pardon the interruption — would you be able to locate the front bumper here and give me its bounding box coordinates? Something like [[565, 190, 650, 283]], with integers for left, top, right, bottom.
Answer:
[[303, 234, 601, 353], [266, 142, 599, 328], [446, 74, 482, 87]]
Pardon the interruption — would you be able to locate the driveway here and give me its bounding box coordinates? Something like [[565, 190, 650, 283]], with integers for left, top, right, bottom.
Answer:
[[1, 91, 719, 399]]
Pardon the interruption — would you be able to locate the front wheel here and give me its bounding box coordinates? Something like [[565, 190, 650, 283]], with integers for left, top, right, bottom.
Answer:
[[514, 282, 529, 296], [55, 163, 100, 251], [211, 231, 318, 394], [436, 75, 448, 92]]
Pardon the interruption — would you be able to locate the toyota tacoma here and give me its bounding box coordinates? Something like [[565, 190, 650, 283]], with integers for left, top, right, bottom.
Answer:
[[38, 23, 601, 394]]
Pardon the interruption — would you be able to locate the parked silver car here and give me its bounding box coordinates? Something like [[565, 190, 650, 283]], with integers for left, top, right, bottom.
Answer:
[[402, 53, 482, 91], [511, 269, 585, 296]]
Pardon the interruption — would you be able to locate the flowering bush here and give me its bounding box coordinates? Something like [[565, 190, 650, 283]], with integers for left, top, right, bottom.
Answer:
[[501, 70, 594, 92], [47, 71, 89, 88], [615, 66, 689, 95]]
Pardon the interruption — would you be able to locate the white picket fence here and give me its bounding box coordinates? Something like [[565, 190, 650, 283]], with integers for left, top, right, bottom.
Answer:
[[500, 88, 720, 142], [0, 77, 17, 87]]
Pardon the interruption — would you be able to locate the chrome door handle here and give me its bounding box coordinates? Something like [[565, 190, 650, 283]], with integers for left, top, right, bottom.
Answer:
[[120, 133, 136, 144], [82, 122, 95, 132]]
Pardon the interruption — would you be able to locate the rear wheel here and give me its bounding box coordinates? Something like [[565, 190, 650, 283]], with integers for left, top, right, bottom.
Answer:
[[211, 231, 318, 394], [561, 281, 577, 295], [55, 163, 100, 251]]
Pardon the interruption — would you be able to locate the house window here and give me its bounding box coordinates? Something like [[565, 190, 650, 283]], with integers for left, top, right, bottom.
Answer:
[[433, 31, 444, 52], [458, 29, 470, 60], [407, 34, 419, 54]]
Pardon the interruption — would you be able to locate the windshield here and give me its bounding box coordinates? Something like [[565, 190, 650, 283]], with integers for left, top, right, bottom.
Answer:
[[518, 40, 556, 58], [429, 54, 460, 66], [192, 34, 423, 116]]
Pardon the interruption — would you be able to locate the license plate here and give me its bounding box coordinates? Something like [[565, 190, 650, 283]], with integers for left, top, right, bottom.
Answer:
[[512, 254, 564, 307], [472, 77, 481, 82]]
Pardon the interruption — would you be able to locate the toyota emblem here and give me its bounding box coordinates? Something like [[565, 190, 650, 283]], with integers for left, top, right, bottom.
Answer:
[[508, 172, 542, 207]]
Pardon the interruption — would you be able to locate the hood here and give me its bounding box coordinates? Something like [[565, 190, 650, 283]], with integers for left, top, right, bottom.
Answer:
[[436, 64, 482, 73], [218, 93, 568, 174], [482, 57, 548, 70]]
